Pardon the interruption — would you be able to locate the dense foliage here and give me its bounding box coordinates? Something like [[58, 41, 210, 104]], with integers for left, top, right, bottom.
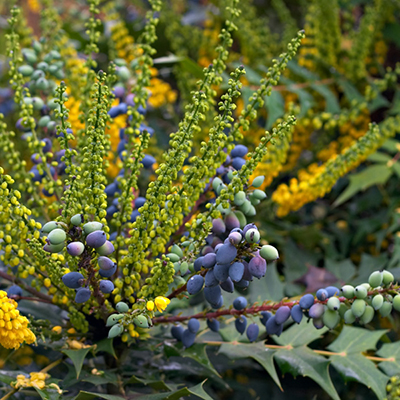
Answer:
[[1, 0, 400, 399]]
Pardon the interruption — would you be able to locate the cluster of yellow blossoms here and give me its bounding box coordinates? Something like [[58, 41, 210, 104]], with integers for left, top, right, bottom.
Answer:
[[13, 372, 49, 390], [0, 291, 36, 349]]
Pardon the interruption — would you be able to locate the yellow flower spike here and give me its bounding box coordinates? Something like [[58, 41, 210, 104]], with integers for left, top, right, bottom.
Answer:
[[0, 290, 36, 349], [154, 296, 170, 313]]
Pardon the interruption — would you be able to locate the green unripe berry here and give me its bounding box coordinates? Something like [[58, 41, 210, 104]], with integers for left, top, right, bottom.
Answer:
[[48, 64, 59, 75], [260, 245, 279, 262], [71, 213, 84, 226], [117, 66, 130, 82], [234, 211, 247, 228], [251, 176, 264, 188], [23, 97, 33, 106], [372, 294, 384, 310], [382, 270, 394, 286], [37, 61, 48, 71], [83, 222, 103, 234], [327, 297, 340, 311], [133, 315, 149, 328], [47, 228, 66, 245], [167, 253, 180, 263], [36, 77, 49, 91], [354, 285, 368, 299], [217, 203, 231, 216], [352, 299, 366, 318], [32, 97, 44, 110], [322, 309, 340, 329], [393, 295, 400, 312], [44, 242, 65, 253], [32, 69, 45, 80], [239, 199, 252, 214], [108, 323, 123, 338], [252, 189, 267, 200], [170, 244, 183, 258], [18, 65, 34, 76], [246, 204, 256, 216], [344, 309, 356, 324], [338, 303, 348, 318], [379, 301, 393, 317], [116, 302, 129, 313], [212, 177, 223, 192], [234, 191, 246, 206], [38, 116, 51, 128], [249, 194, 260, 206], [179, 261, 189, 275], [32, 40, 42, 53], [47, 98, 59, 110], [368, 271, 383, 288], [341, 285, 355, 299], [42, 221, 59, 233], [245, 228, 260, 243], [114, 58, 127, 66], [106, 314, 124, 327], [360, 305, 374, 324]]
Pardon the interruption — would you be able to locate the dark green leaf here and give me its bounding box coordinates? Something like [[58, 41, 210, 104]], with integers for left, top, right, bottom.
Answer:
[[180, 57, 204, 79], [280, 76, 315, 117], [380, 139, 400, 154], [274, 319, 328, 347], [367, 152, 392, 163], [34, 387, 62, 400], [124, 375, 172, 390], [265, 90, 285, 130], [330, 354, 388, 399], [218, 342, 281, 389], [133, 380, 213, 400], [0, 371, 22, 385], [334, 164, 393, 207], [73, 391, 125, 400], [325, 258, 356, 283], [62, 347, 93, 379], [310, 83, 340, 114], [336, 78, 364, 103], [327, 326, 387, 354], [377, 342, 400, 376], [183, 343, 221, 377], [249, 263, 284, 303], [275, 346, 340, 400], [95, 338, 116, 358], [231, 62, 262, 84], [287, 60, 320, 80]]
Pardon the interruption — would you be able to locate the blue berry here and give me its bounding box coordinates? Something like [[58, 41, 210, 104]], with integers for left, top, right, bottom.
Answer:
[[220, 277, 234, 293], [325, 286, 340, 298], [316, 289, 328, 301], [7, 285, 23, 297], [275, 306, 291, 324], [229, 262, 244, 282], [188, 318, 200, 333], [231, 144, 248, 158], [202, 253, 216, 268], [233, 296, 247, 310], [291, 305, 303, 324], [187, 275, 204, 295], [86, 230, 107, 248], [246, 323, 259, 342], [171, 325, 184, 341], [99, 264, 117, 278], [99, 280, 114, 294], [248, 256, 267, 279], [207, 318, 220, 332], [235, 316, 247, 334], [215, 243, 237, 265], [75, 288, 91, 303], [266, 316, 283, 336], [62, 272, 84, 289], [181, 329, 196, 348], [299, 294, 315, 310]]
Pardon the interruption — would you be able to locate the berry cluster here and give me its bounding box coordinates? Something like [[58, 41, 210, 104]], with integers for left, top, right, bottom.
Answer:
[[43, 214, 116, 303]]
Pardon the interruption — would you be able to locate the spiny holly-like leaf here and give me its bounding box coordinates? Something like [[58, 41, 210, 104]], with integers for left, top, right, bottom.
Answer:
[[94, 338, 116, 358], [310, 83, 340, 113], [34, 387, 62, 400], [218, 341, 281, 389], [274, 346, 340, 400], [327, 326, 388, 354], [334, 164, 393, 207], [73, 392, 125, 400], [132, 380, 213, 400], [62, 347, 94, 379], [265, 90, 285, 129], [249, 263, 284, 304], [274, 318, 328, 347], [124, 375, 174, 390], [329, 354, 389, 400], [377, 342, 400, 376], [183, 343, 221, 377]]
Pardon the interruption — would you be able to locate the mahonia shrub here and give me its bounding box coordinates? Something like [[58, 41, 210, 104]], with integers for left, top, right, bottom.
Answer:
[[1, 0, 400, 399]]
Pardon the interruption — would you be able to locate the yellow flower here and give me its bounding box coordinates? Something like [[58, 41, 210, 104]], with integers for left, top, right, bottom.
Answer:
[[146, 300, 154, 311], [0, 291, 36, 349], [154, 296, 170, 313], [52, 326, 62, 334], [13, 372, 49, 389]]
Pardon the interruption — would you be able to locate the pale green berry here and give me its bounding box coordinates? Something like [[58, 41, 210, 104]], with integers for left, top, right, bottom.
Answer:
[[393, 295, 400, 312], [382, 270, 394, 286], [327, 297, 340, 311], [360, 305, 375, 324], [379, 301, 393, 317], [344, 309, 356, 324], [42, 221, 59, 233], [354, 285, 368, 299], [260, 245, 279, 262], [116, 302, 129, 313], [351, 299, 366, 318], [133, 315, 149, 328], [322, 309, 340, 329], [341, 285, 355, 299], [368, 271, 383, 288], [108, 324, 123, 338], [48, 228, 66, 245]]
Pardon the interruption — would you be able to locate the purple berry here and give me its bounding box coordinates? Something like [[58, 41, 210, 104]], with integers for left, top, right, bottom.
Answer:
[[86, 230, 107, 248], [66, 242, 85, 257]]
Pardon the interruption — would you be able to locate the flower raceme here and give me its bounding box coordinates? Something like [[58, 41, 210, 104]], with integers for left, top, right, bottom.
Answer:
[[13, 372, 49, 390], [153, 296, 170, 313], [0, 291, 36, 349]]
